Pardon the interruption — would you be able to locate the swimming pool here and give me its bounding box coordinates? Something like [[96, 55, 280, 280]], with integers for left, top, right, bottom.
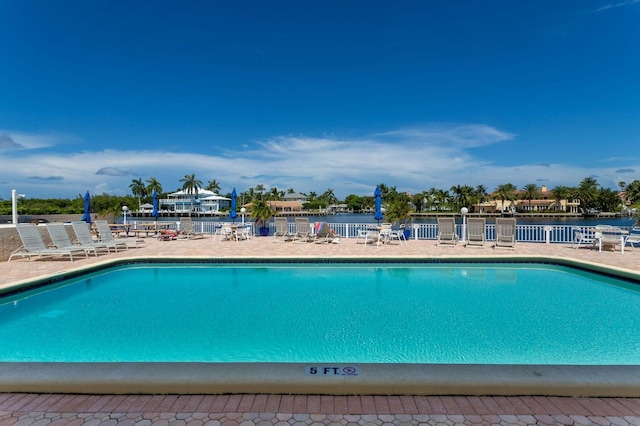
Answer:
[[2, 261, 640, 365]]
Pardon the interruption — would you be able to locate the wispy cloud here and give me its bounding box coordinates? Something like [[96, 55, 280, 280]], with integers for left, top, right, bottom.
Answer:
[[597, 0, 640, 12], [28, 176, 64, 181], [0, 134, 25, 150], [95, 167, 137, 177], [1, 124, 638, 198], [0, 130, 78, 151]]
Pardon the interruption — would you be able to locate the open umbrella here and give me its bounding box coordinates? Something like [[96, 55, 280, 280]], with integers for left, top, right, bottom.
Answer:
[[82, 191, 92, 224], [374, 186, 383, 225], [230, 188, 238, 223], [152, 190, 159, 219]]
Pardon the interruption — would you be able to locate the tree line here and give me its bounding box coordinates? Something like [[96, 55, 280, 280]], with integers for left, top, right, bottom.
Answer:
[[2, 175, 639, 217]]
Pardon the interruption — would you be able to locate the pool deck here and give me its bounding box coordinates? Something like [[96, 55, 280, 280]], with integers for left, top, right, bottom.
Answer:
[[2, 235, 640, 424]]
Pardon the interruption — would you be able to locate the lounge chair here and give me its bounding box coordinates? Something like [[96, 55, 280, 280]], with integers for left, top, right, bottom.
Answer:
[[313, 222, 339, 244], [293, 217, 312, 242], [9, 224, 89, 262], [494, 218, 516, 249], [95, 220, 143, 248], [437, 218, 458, 246], [571, 226, 595, 250], [178, 217, 204, 239], [626, 227, 640, 251], [46, 223, 99, 257], [466, 218, 486, 248], [71, 221, 123, 253], [273, 217, 293, 242]]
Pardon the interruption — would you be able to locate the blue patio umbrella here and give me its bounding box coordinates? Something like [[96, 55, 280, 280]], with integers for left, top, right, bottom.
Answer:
[[230, 188, 238, 223], [374, 186, 383, 224], [152, 190, 159, 218], [82, 191, 92, 223]]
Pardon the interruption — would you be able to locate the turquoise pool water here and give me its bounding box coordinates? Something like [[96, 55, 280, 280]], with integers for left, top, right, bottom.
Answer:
[[1, 262, 639, 364]]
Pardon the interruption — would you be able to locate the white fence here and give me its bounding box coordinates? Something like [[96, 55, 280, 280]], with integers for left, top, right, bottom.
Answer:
[[130, 220, 635, 244]]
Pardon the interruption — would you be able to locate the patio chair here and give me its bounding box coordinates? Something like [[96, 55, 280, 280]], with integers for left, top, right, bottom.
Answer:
[[234, 224, 252, 241], [376, 223, 393, 246], [9, 224, 89, 262], [178, 217, 204, 239], [355, 227, 378, 244], [571, 226, 595, 250], [437, 218, 458, 246], [217, 224, 234, 242], [293, 217, 312, 242], [95, 220, 143, 248], [466, 217, 486, 248], [71, 221, 124, 253], [46, 222, 99, 257], [273, 217, 293, 242], [388, 226, 406, 245], [494, 218, 516, 249]]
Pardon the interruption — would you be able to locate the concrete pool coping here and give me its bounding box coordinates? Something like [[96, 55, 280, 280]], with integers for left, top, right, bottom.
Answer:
[[2, 253, 640, 397], [1, 363, 640, 396]]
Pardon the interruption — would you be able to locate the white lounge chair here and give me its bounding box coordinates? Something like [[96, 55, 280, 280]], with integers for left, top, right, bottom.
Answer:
[[46, 223, 99, 257], [313, 222, 339, 244], [71, 221, 123, 253], [178, 217, 204, 239], [95, 220, 143, 248], [293, 218, 312, 242], [9, 224, 88, 262], [494, 218, 516, 249], [626, 227, 640, 251], [466, 218, 486, 248], [273, 217, 293, 242], [571, 226, 595, 250], [437, 218, 458, 246]]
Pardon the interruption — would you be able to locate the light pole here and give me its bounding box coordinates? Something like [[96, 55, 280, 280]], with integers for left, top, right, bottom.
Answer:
[[11, 189, 25, 225], [460, 206, 468, 243], [240, 207, 246, 224], [122, 205, 129, 225]]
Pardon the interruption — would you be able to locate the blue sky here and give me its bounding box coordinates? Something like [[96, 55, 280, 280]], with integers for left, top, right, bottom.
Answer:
[[1, 0, 639, 200]]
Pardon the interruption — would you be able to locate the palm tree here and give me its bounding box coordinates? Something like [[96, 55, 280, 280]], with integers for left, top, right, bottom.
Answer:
[[493, 183, 517, 213], [179, 173, 203, 215], [520, 184, 540, 213], [551, 185, 570, 212], [269, 187, 280, 200], [255, 184, 265, 200], [129, 178, 147, 210], [624, 180, 640, 205], [146, 177, 163, 196], [575, 177, 599, 210], [205, 179, 221, 193]]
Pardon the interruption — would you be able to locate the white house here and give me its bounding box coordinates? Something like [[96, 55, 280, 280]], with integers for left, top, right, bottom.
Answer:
[[159, 188, 231, 214]]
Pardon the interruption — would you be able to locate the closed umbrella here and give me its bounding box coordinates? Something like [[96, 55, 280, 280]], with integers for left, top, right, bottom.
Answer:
[[230, 188, 238, 223], [82, 191, 92, 224], [152, 190, 159, 218], [374, 186, 383, 225]]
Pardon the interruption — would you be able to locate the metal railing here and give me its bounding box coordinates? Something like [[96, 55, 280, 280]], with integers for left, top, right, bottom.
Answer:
[[127, 220, 634, 244]]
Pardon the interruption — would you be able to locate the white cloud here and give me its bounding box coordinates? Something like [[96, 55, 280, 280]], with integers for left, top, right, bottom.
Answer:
[[597, 0, 640, 11], [0, 124, 636, 199], [0, 130, 77, 151]]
